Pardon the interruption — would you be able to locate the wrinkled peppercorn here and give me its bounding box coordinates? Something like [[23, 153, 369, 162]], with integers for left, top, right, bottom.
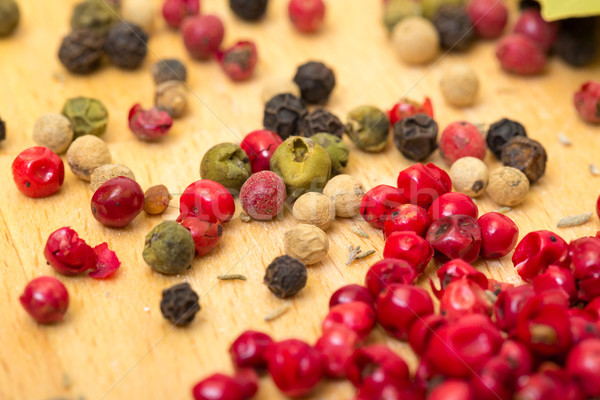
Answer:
[[152, 59, 187, 84], [486, 118, 527, 159], [310, 133, 349, 175], [200, 143, 251, 193], [263, 93, 308, 140], [0, 116, 5, 142], [501, 136, 547, 183], [293, 61, 336, 104], [160, 282, 201, 326], [58, 28, 105, 74], [433, 4, 475, 51], [263, 255, 307, 298], [345, 105, 390, 152], [393, 114, 438, 161], [301, 108, 344, 138], [554, 18, 598, 67], [229, 0, 268, 21], [70, 0, 118, 35], [143, 221, 196, 275], [104, 21, 148, 69]]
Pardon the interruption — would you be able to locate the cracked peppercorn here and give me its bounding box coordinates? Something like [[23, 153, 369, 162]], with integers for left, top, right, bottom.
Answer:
[[58, 28, 105, 74], [433, 4, 475, 51], [263, 93, 308, 139], [103, 21, 148, 70], [293, 61, 336, 104], [486, 118, 527, 159], [229, 0, 268, 21], [160, 282, 201, 326], [501, 136, 547, 183], [301, 108, 344, 138], [264, 255, 307, 298], [393, 114, 438, 161]]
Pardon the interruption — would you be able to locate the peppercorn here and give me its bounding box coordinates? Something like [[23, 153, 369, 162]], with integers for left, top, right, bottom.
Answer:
[[519, 0, 540, 10], [393, 114, 438, 161], [66, 135, 112, 181], [70, 0, 118, 35], [61, 97, 109, 138], [229, 0, 268, 21], [144, 184, 172, 215], [104, 21, 148, 70], [383, 0, 422, 33], [323, 174, 365, 218], [32, 114, 74, 154], [449, 156, 488, 197], [421, 0, 464, 19], [433, 4, 475, 51], [487, 166, 529, 207], [392, 16, 439, 65], [293, 61, 336, 104], [152, 59, 187, 84], [301, 108, 344, 138], [486, 118, 527, 159], [0, 116, 5, 142], [90, 163, 136, 192], [263, 93, 308, 140], [200, 143, 251, 194], [292, 192, 335, 230], [155, 80, 187, 118], [309, 133, 349, 175], [345, 105, 390, 152], [58, 28, 105, 74], [121, 0, 154, 33], [143, 221, 196, 275], [0, 0, 19, 37], [284, 224, 329, 265], [264, 255, 307, 298], [160, 282, 200, 326], [440, 63, 479, 107], [219, 40, 258, 82], [554, 18, 598, 67], [501, 136, 547, 183], [261, 79, 301, 104]]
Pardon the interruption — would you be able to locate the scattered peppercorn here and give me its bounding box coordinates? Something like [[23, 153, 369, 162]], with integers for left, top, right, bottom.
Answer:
[[261, 79, 301, 103], [486, 118, 527, 159], [0, 0, 19, 37], [433, 4, 475, 51], [288, 0, 325, 33], [162, 0, 200, 29], [501, 136, 547, 183], [554, 18, 597, 67], [200, 143, 251, 193], [152, 59, 187, 84], [181, 14, 225, 60], [90, 163, 136, 192], [66, 135, 112, 181], [160, 282, 201, 326], [32, 113, 74, 154], [103, 21, 148, 70], [284, 224, 329, 265], [143, 221, 196, 275], [496, 33, 547, 75], [422, 0, 464, 19], [449, 156, 488, 197], [263, 93, 308, 140], [383, 0, 422, 33], [393, 114, 438, 161], [128, 104, 173, 141], [218, 40, 258, 82], [440, 63, 479, 107], [58, 28, 105, 74], [293, 61, 336, 104], [155, 80, 187, 118], [61, 96, 109, 138], [0, 116, 5, 142], [309, 133, 349, 176], [439, 121, 486, 165], [229, 0, 268, 21], [70, 0, 118, 35], [144, 184, 172, 215], [293, 192, 335, 230], [345, 105, 390, 152], [574, 81, 600, 124], [323, 174, 365, 218], [264, 255, 307, 298], [301, 108, 344, 138], [487, 166, 529, 207], [392, 16, 439, 65]]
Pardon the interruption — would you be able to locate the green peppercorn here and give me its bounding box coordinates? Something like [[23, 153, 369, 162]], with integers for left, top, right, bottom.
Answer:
[[270, 136, 331, 199], [309, 133, 349, 176], [200, 143, 251, 194], [383, 0, 422, 33], [0, 0, 20, 37], [345, 105, 390, 152], [264, 255, 307, 298], [70, 0, 118, 35], [143, 221, 196, 275], [61, 97, 109, 138]]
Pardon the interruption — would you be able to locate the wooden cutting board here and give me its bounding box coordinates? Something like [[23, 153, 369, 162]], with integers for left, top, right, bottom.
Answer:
[[0, 1, 598, 399]]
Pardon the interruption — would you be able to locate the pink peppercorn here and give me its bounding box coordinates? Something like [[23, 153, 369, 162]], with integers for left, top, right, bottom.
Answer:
[[288, 0, 325, 33], [191, 373, 248, 400], [240, 129, 283, 173], [239, 171, 286, 220], [407, 314, 448, 356], [383, 231, 434, 274], [364, 258, 417, 297], [128, 104, 173, 141], [434, 258, 488, 294], [477, 212, 519, 259], [387, 97, 434, 126], [376, 283, 434, 340], [182, 15, 225, 60], [574, 81, 600, 124], [315, 325, 360, 379], [466, 0, 508, 39], [91, 176, 144, 228], [496, 33, 547, 75], [19, 276, 69, 324], [229, 330, 274, 371], [512, 230, 568, 282], [44, 227, 97, 275], [218, 41, 258, 82], [439, 121, 486, 165], [439, 279, 494, 322], [12, 146, 65, 198], [360, 184, 407, 229], [179, 179, 236, 224], [426, 214, 482, 263], [383, 204, 431, 239], [396, 163, 451, 210], [328, 284, 375, 309], [514, 9, 559, 52], [180, 217, 222, 256], [428, 192, 478, 221], [322, 301, 376, 339], [345, 344, 410, 388], [567, 338, 600, 398], [162, 0, 200, 29]]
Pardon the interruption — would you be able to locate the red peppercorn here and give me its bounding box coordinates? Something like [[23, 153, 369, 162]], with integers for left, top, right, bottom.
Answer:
[[383, 231, 434, 274], [364, 258, 417, 298], [218, 41, 258, 82], [439, 121, 486, 165], [180, 217, 222, 256], [498, 340, 534, 377], [496, 33, 547, 75], [494, 284, 535, 334], [19, 276, 69, 324], [266, 339, 323, 397], [182, 15, 225, 60], [345, 344, 410, 388], [565, 236, 600, 301], [89, 242, 121, 279], [376, 283, 434, 340], [191, 373, 247, 400], [387, 97, 434, 126], [396, 162, 451, 209], [567, 338, 600, 397], [314, 324, 360, 379], [439, 278, 494, 321], [356, 379, 424, 400], [429, 380, 474, 400], [383, 204, 431, 239], [477, 212, 519, 259], [233, 369, 259, 399], [426, 215, 482, 263], [407, 314, 448, 356], [574, 81, 600, 124], [91, 176, 144, 228], [514, 373, 563, 400], [466, 0, 508, 39], [288, 0, 325, 33], [12, 146, 64, 198], [512, 230, 568, 281], [44, 227, 97, 275], [239, 171, 286, 220], [514, 9, 559, 52], [360, 184, 407, 229], [229, 330, 273, 371], [240, 129, 283, 173], [162, 0, 200, 29], [322, 301, 376, 340], [128, 104, 173, 141], [570, 315, 600, 346], [532, 265, 577, 301], [434, 258, 488, 295], [428, 192, 478, 221], [470, 357, 515, 400], [179, 180, 236, 224], [328, 284, 375, 309]]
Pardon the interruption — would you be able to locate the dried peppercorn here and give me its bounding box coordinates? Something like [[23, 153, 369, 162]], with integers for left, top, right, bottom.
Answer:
[[486, 118, 527, 159], [143, 221, 196, 275], [58, 28, 105, 74], [62, 97, 109, 138], [104, 21, 148, 70], [264, 255, 307, 298], [433, 4, 475, 51], [554, 18, 598, 67], [218, 40, 258, 82], [345, 105, 390, 152], [181, 14, 225, 60], [383, 0, 422, 33], [200, 143, 251, 193], [66, 135, 112, 181], [393, 114, 438, 161], [501, 136, 547, 183], [309, 133, 349, 176], [128, 104, 173, 140], [487, 166, 529, 207], [392, 16, 439, 65], [144, 184, 172, 215], [293, 61, 336, 104], [301, 108, 344, 138], [162, 0, 200, 29], [0, 0, 19, 37], [440, 63, 479, 107], [263, 93, 308, 140], [160, 282, 200, 326], [90, 163, 135, 192], [32, 113, 74, 154], [70, 0, 118, 35], [152, 59, 187, 84], [229, 0, 268, 21], [121, 0, 154, 33], [155, 80, 187, 118]]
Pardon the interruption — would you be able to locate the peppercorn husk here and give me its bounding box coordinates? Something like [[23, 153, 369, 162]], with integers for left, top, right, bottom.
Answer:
[[160, 282, 200, 326], [263, 255, 307, 298], [152, 59, 188, 84], [61, 97, 109, 138], [200, 143, 251, 194], [392, 16, 440, 65], [440, 63, 479, 107], [90, 163, 136, 192], [345, 105, 390, 152], [393, 114, 438, 161], [0, 0, 19, 37], [70, 0, 118, 35], [143, 221, 196, 275], [32, 113, 74, 154], [58, 28, 105, 75], [66, 135, 112, 181], [501, 136, 547, 183], [309, 133, 349, 175], [449, 157, 488, 197], [284, 224, 329, 265], [323, 174, 365, 218], [155, 80, 187, 118], [292, 192, 335, 231], [487, 166, 529, 207]]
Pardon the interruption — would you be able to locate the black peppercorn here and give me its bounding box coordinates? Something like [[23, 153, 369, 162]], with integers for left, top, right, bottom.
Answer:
[[0, 0, 19, 37], [554, 18, 598, 67], [103, 21, 148, 70], [293, 61, 336, 104], [301, 108, 344, 138], [160, 282, 201, 326], [393, 114, 438, 161], [152, 59, 188, 84], [58, 28, 105, 74], [432, 5, 475, 51], [263, 93, 308, 140], [229, 0, 268, 21], [519, 0, 541, 10], [263, 255, 307, 298], [486, 118, 527, 159], [501, 136, 547, 183], [0, 116, 5, 142]]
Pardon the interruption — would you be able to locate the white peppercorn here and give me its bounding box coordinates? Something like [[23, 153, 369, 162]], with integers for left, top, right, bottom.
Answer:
[[284, 224, 329, 265], [66, 135, 112, 181], [440, 63, 479, 107], [323, 175, 365, 218], [121, 0, 154, 32], [90, 163, 136, 192], [155, 80, 187, 118], [292, 192, 335, 230], [32, 113, 74, 154], [487, 166, 529, 207], [449, 157, 488, 197], [392, 16, 439, 65]]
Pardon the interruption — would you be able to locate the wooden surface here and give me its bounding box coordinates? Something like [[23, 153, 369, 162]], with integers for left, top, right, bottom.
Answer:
[[1, 1, 599, 399]]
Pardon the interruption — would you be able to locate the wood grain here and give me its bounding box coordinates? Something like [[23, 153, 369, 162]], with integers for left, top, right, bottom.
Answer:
[[0, 1, 599, 399]]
